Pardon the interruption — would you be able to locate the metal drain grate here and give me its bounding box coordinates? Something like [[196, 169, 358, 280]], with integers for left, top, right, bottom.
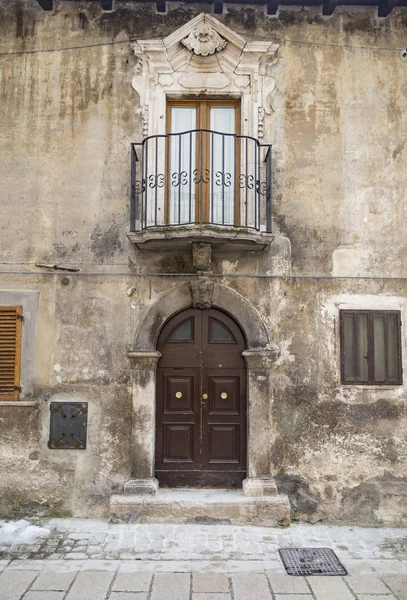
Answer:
[[278, 548, 348, 576]]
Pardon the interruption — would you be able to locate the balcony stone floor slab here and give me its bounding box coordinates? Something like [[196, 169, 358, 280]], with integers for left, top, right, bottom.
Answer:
[[127, 225, 274, 250]]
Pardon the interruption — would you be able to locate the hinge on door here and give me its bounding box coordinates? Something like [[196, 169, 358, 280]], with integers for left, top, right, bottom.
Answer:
[[14, 386, 21, 392], [16, 314, 24, 321]]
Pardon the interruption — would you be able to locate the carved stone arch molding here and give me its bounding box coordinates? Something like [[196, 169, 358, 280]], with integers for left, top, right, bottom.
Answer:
[[132, 282, 269, 351], [127, 282, 279, 498], [131, 13, 279, 140]]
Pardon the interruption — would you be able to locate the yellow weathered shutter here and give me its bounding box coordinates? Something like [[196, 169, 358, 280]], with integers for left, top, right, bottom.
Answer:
[[0, 306, 22, 400]]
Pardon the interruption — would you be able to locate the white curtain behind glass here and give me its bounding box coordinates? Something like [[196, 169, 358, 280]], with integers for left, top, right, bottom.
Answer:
[[170, 108, 196, 224], [210, 107, 235, 225]]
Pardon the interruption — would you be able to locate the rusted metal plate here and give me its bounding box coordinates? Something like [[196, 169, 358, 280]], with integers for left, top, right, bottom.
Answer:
[[48, 402, 88, 450]]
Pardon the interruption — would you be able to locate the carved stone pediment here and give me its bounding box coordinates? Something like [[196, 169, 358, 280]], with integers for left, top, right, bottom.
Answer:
[[190, 279, 214, 309]]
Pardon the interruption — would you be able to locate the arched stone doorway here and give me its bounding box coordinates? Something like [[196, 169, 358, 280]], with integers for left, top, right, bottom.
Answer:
[[127, 281, 278, 497], [156, 307, 247, 488]]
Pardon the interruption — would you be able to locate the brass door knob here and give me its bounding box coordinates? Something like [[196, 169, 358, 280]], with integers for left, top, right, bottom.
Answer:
[[221, 392, 228, 399], [175, 391, 183, 398], [202, 393, 208, 400]]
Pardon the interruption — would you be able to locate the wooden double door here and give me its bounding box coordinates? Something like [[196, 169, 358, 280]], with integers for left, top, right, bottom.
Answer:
[[156, 308, 247, 488]]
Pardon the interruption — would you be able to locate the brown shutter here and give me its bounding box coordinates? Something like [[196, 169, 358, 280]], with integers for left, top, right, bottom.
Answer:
[[0, 306, 22, 400]]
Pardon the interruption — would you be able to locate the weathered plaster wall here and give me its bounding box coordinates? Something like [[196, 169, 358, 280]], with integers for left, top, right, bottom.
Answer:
[[0, 0, 406, 523]]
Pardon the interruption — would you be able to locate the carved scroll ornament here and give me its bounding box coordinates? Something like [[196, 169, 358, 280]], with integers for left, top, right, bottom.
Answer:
[[182, 24, 227, 56]]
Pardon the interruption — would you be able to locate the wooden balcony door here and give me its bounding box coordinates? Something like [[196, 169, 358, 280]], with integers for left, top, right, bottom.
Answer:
[[156, 308, 247, 488], [166, 99, 240, 226]]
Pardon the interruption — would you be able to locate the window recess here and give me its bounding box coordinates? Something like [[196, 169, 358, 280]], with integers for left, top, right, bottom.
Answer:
[[0, 306, 23, 400], [340, 310, 402, 385]]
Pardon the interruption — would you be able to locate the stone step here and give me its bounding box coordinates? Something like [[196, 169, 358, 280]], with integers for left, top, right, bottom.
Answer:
[[110, 488, 291, 527]]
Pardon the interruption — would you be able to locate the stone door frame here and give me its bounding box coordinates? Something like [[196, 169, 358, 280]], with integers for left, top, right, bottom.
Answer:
[[126, 282, 277, 496]]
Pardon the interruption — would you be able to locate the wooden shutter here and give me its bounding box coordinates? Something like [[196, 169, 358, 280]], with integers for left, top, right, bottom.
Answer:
[[0, 306, 22, 400]]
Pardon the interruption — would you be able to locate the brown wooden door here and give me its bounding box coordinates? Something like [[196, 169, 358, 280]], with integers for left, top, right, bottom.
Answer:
[[156, 308, 246, 488]]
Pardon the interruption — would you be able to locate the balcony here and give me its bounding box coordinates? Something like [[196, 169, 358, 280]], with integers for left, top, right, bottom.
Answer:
[[128, 129, 273, 251]]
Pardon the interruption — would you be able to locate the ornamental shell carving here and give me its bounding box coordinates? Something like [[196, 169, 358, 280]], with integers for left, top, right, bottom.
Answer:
[[182, 24, 227, 57]]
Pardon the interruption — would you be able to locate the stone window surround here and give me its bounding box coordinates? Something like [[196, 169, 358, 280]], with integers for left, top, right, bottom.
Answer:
[[324, 294, 406, 392], [0, 290, 39, 403], [126, 282, 279, 497], [131, 13, 279, 142]]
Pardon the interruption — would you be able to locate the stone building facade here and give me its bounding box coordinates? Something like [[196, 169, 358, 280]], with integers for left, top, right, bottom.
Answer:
[[0, 0, 406, 525]]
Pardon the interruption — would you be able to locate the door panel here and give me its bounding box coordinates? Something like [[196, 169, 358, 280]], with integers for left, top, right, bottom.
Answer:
[[209, 425, 239, 463], [164, 424, 194, 462], [208, 376, 239, 415], [202, 367, 246, 474], [156, 308, 246, 488], [163, 376, 194, 414]]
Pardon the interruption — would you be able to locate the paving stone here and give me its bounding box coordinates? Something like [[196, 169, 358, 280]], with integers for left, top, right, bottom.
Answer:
[[81, 560, 119, 572], [193, 595, 231, 600], [231, 572, 272, 600], [109, 594, 148, 600], [112, 572, 152, 592], [381, 574, 407, 600], [267, 571, 309, 594], [193, 572, 229, 593], [227, 561, 265, 573], [65, 552, 88, 559], [275, 596, 313, 600], [0, 561, 9, 573], [308, 577, 355, 600], [150, 573, 190, 600], [371, 560, 407, 573], [7, 560, 44, 571], [347, 573, 390, 594], [0, 570, 38, 600], [65, 571, 115, 600], [357, 596, 397, 600], [155, 561, 202, 573], [89, 533, 107, 544], [24, 593, 65, 600], [87, 545, 102, 553], [31, 570, 77, 591]]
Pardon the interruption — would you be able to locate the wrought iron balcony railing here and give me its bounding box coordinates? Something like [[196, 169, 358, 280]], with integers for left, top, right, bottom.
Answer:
[[130, 129, 272, 234]]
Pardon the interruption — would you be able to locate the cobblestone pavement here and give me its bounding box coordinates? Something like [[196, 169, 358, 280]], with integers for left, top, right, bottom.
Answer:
[[0, 520, 406, 599]]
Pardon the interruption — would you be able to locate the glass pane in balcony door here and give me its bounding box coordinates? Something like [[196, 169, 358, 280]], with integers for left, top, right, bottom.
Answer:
[[210, 107, 235, 225], [170, 107, 196, 224]]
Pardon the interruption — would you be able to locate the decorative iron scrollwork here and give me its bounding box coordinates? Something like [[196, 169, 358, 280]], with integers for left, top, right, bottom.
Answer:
[[215, 171, 232, 187], [256, 180, 268, 196], [239, 174, 254, 189], [171, 171, 188, 187], [193, 169, 210, 184], [148, 174, 165, 189], [134, 179, 146, 195]]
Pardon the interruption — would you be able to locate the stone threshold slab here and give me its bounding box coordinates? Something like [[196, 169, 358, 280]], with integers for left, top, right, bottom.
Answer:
[[110, 489, 290, 527]]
